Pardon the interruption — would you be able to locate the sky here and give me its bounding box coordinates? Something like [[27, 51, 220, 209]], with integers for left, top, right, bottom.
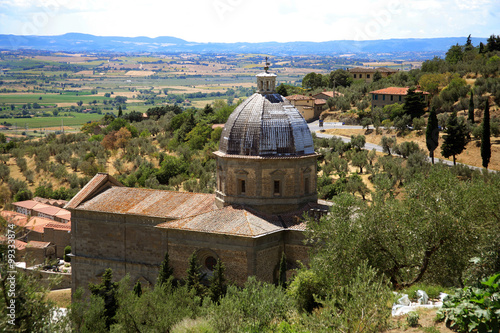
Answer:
[[0, 0, 498, 43]]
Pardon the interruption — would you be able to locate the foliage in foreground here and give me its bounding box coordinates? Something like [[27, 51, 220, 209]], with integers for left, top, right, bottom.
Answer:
[[437, 273, 500, 332]]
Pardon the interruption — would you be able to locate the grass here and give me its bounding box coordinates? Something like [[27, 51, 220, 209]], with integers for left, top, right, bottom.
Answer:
[[0, 94, 112, 104], [3, 112, 104, 129]]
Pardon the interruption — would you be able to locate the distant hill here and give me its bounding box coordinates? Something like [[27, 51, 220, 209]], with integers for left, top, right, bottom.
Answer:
[[0, 33, 488, 56]]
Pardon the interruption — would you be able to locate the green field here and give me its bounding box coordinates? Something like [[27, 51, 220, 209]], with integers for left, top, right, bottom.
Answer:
[[0, 93, 113, 104], [4, 113, 104, 129]]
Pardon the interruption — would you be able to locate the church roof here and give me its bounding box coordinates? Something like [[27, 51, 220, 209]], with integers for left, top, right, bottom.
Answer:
[[66, 173, 122, 209], [218, 93, 315, 157], [156, 201, 331, 237], [74, 186, 217, 219]]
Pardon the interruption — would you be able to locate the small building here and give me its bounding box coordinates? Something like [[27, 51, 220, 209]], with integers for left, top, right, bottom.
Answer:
[[348, 67, 398, 83], [44, 223, 71, 258], [286, 94, 323, 122], [12, 200, 71, 223], [369, 87, 429, 110], [312, 90, 343, 101], [25, 241, 56, 266]]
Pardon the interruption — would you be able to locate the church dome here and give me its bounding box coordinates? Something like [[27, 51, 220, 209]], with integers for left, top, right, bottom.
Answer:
[[218, 65, 314, 157]]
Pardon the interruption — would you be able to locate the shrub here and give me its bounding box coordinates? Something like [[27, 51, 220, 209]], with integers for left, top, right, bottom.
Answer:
[[437, 273, 500, 332], [64, 246, 71, 262], [406, 311, 419, 327]]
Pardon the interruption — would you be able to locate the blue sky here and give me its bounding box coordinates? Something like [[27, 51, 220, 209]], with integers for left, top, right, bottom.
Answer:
[[0, 0, 498, 43]]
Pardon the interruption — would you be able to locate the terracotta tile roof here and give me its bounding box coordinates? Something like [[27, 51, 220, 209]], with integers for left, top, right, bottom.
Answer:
[[65, 173, 122, 209], [156, 205, 282, 237], [12, 200, 39, 210], [33, 197, 68, 207], [1, 211, 29, 227], [76, 187, 217, 219], [25, 216, 54, 233], [315, 99, 327, 105], [35, 205, 61, 216], [348, 67, 398, 73], [0, 236, 27, 251], [156, 201, 333, 237], [26, 240, 51, 249], [313, 91, 343, 99], [44, 222, 71, 230], [211, 124, 225, 129], [369, 87, 429, 95], [286, 94, 313, 101], [55, 211, 71, 221]]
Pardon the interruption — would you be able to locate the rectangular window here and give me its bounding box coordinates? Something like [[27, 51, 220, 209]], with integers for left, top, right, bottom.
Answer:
[[390, 95, 393, 101], [274, 180, 281, 195], [359, 74, 363, 78], [367, 74, 370, 79], [304, 177, 310, 194], [375, 95, 378, 100], [399, 96, 402, 102], [353, 74, 357, 78], [382, 95, 385, 101], [238, 179, 246, 195]]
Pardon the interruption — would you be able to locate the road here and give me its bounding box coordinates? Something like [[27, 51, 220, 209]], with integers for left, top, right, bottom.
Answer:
[[307, 120, 489, 172]]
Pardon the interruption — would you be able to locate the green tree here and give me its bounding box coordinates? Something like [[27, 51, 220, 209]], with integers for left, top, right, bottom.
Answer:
[[426, 107, 439, 164], [209, 258, 226, 304], [468, 90, 475, 123], [0, 263, 61, 331], [481, 99, 491, 169], [157, 251, 174, 287], [445, 44, 464, 65], [373, 70, 382, 82], [441, 111, 468, 165], [278, 252, 287, 289], [328, 69, 353, 88], [276, 83, 288, 96], [380, 136, 397, 155], [403, 87, 426, 119], [118, 105, 123, 117], [133, 281, 142, 297], [88, 268, 119, 329], [186, 252, 204, 297]]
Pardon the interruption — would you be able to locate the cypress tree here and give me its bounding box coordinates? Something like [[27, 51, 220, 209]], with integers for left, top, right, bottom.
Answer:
[[481, 99, 491, 169], [133, 280, 142, 297], [118, 105, 123, 117], [186, 251, 204, 297], [209, 258, 226, 304], [426, 108, 439, 164], [89, 268, 119, 329], [468, 90, 475, 123], [157, 251, 174, 287], [441, 111, 467, 165], [278, 252, 287, 289]]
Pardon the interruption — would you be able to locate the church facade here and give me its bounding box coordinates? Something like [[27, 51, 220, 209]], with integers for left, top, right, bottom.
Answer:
[[67, 63, 329, 294]]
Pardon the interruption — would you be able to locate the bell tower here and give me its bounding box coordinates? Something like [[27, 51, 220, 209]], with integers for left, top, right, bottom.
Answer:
[[256, 57, 277, 95]]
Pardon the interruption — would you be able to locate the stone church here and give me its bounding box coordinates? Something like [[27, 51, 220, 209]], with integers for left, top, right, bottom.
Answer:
[[66, 62, 330, 294]]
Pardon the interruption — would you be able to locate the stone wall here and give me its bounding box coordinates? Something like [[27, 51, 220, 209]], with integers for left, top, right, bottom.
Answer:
[[44, 227, 71, 258], [216, 154, 318, 214]]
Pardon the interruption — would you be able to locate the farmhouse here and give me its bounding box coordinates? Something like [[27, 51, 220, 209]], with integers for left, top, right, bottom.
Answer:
[[348, 67, 398, 82], [68, 64, 329, 293], [369, 86, 430, 110]]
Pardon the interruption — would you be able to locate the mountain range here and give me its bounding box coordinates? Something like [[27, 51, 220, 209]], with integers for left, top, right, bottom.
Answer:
[[0, 33, 487, 56]]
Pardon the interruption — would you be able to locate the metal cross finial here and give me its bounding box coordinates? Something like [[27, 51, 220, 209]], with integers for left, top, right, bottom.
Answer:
[[264, 56, 269, 73]]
